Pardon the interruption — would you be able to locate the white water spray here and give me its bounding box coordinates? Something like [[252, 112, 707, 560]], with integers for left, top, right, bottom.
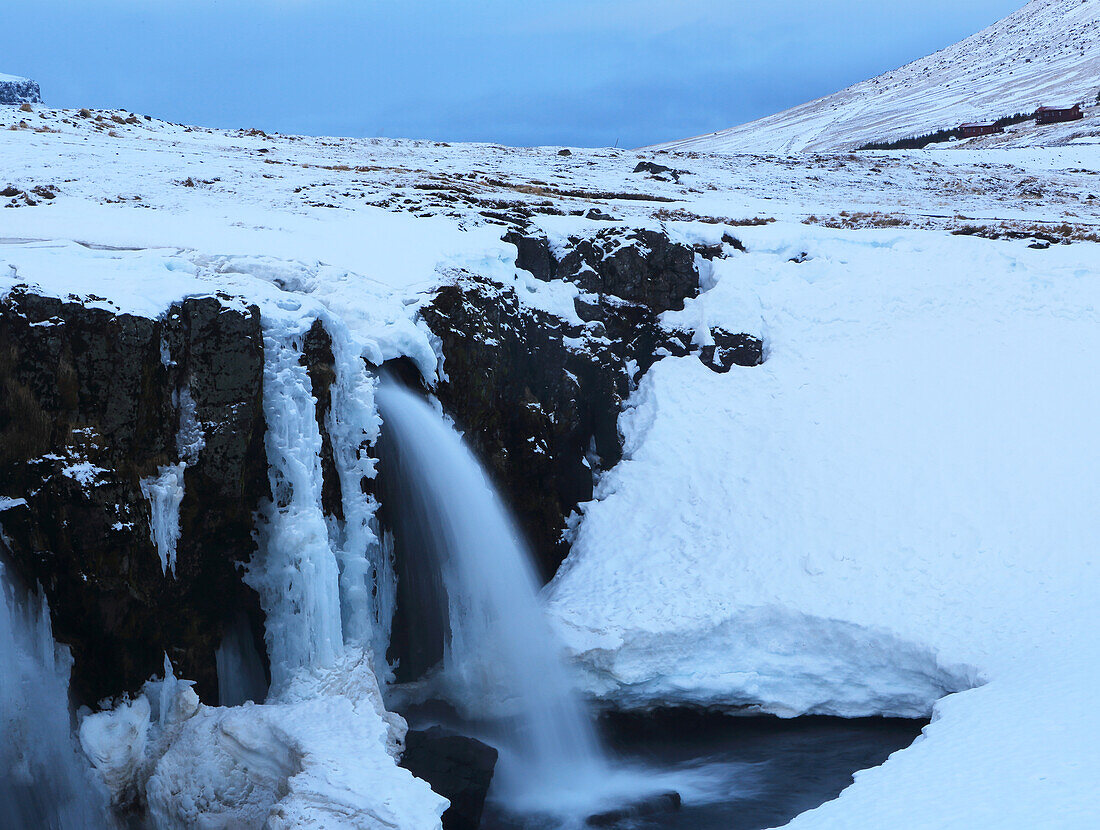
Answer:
[[0, 561, 110, 829], [377, 380, 614, 811]]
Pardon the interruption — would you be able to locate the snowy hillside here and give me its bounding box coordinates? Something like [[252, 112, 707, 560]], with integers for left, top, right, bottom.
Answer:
[[657, 0, 1100, 154], [2, 100, 1100, 829]]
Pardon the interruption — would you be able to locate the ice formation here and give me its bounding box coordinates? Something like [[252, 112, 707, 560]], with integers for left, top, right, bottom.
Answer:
[[140, 464, 186, 576], [245, 321, 345, 689]]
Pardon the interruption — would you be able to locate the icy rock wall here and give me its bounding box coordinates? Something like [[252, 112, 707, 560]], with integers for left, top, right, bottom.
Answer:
[[298, 318, 396, 680], [0, 291, 269, 704]]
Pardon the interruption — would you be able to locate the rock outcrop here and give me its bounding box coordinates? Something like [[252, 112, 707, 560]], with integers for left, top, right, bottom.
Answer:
[[421, 227, 763, 580], [399, 727, 498, 830], [0, 290, 269, 705], [0, 74, 41, 106]]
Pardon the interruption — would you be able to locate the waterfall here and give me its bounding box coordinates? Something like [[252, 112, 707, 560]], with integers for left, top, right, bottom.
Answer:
[[0, 561, 110, 830], [376, 380, 611, 809], [215, 612, 269, 707]]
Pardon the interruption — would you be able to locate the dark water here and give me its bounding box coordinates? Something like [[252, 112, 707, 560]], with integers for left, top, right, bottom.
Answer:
[[407, 704, 926, 830], [584, 710, 926, 830]]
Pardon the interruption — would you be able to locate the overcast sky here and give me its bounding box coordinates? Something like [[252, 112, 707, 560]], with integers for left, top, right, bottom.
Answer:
[[2, 0, 1025, 147]]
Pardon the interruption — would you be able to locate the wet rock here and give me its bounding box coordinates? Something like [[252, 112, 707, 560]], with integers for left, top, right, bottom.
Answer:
[[400, 727, 498, 830], [421, 277, 624, 581], [0, 290, 268, 705], [587, 790, 682, 826]]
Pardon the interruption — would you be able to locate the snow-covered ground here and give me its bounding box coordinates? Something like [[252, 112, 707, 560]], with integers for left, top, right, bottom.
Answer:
[[2, 100, 1099, 828], [546, 222, 1100, 827], [657, 0, 1100, 154]]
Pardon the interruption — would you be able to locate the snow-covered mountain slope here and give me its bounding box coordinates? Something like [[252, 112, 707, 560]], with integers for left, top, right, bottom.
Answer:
[[657, 0, 1100, 154], [2, 103, 1100, 828]]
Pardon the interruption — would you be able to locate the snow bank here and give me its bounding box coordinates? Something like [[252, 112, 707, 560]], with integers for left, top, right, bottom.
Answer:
[[547, 222, 1100, 826], [145, 654, 444, 830]]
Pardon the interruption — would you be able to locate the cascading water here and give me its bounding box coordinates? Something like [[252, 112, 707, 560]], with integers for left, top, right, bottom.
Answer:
[[0, 560, 110, 830], [378, 380, 665, 820]]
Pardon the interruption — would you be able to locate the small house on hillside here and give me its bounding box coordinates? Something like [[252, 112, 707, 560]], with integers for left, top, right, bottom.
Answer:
[[960, 122, 1004, 138], [1036, 105, 1083, 125]]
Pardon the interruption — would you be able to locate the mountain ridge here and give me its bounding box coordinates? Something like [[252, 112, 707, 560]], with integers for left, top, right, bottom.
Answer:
[[656, 0, 1100, 154]]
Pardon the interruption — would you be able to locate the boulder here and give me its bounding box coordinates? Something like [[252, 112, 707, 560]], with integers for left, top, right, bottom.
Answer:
[[587, 790, 682, 826], [632, 160, 689, 182], [400, 727, 498, 830]]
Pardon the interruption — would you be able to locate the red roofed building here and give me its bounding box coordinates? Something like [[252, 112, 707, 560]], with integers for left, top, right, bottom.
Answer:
[[1036, 105, 1083, 125], [960, 122, 1004, 138]]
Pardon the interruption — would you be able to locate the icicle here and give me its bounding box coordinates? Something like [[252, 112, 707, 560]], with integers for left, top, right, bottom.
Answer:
[[139, 464, 185, 576], [245, 321, 345, 692], [139, 376, 205, 578]]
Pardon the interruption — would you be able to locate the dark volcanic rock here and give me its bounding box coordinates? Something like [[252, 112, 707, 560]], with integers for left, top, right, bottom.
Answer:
[[502, 229, 556, 283], [300, 318, 344, 520], [0, 75, 41, 106], [0, 289, 269, 706], [400, 727, 498, 830], [556, 228, 699, 311], [420, 277, 625, 582], [700, 328, 766, 373], [632, 160, 688, 182]]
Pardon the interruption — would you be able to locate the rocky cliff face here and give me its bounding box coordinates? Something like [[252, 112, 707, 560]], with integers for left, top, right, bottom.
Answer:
[[0, 290, 268, 705], [421, 227, 763, 579], [0, 226, 763, 700], [0, 75, 41, 106]]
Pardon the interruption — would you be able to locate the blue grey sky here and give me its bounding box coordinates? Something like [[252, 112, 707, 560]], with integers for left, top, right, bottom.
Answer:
[[2, 1, 1025, 147]]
